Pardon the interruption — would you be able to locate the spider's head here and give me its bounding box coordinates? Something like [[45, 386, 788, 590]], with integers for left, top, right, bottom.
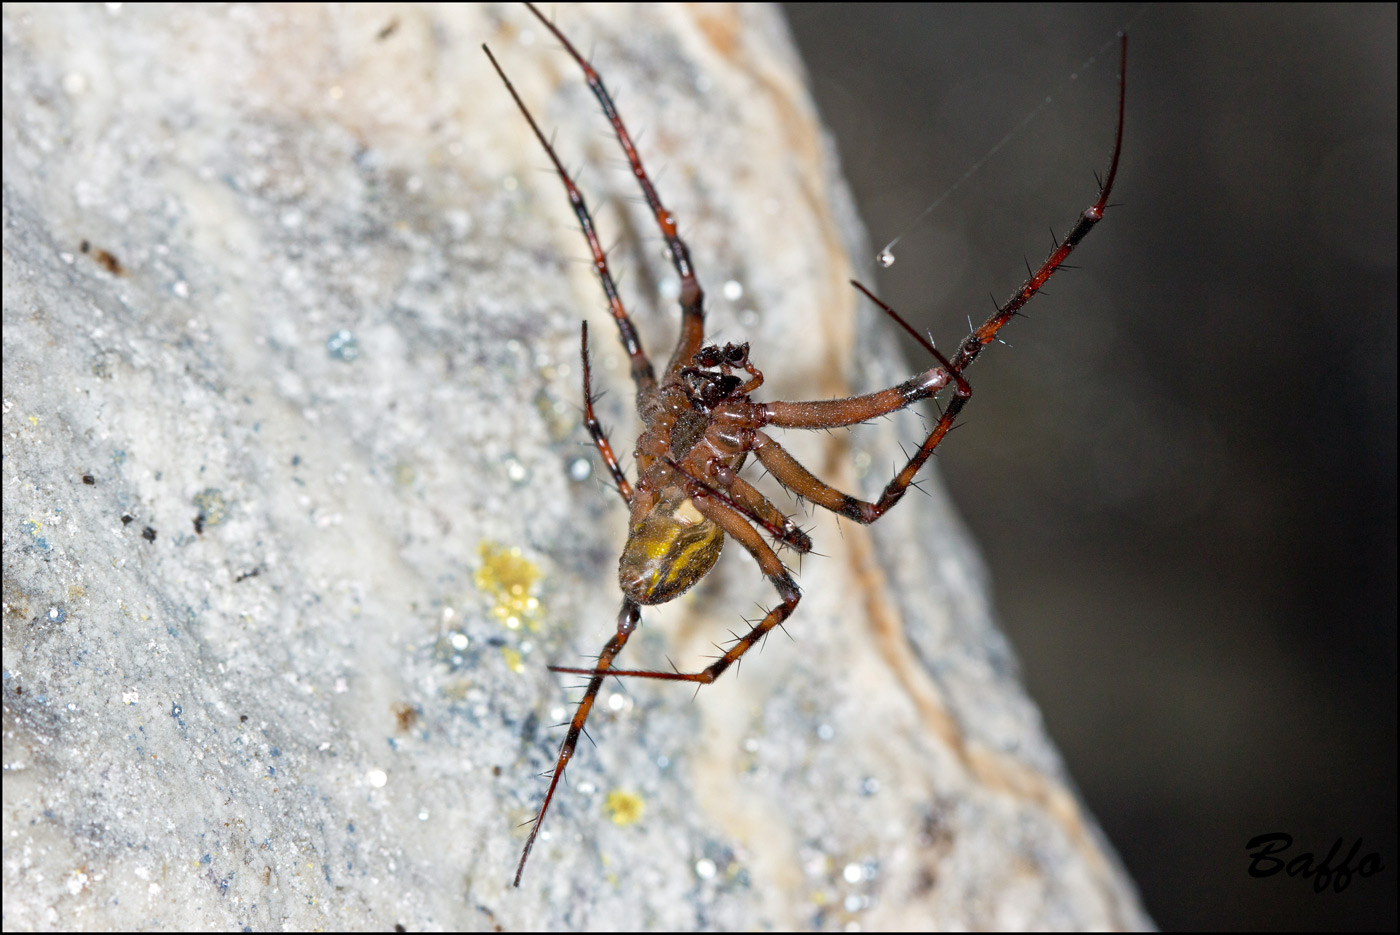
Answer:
[[618, 488, 723, 605], [681, 342, 753, 410], [680, 368, 743, 411]]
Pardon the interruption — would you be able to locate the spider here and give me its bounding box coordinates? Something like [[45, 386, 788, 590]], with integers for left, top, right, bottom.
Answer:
[[484, 3, 1126, 887]]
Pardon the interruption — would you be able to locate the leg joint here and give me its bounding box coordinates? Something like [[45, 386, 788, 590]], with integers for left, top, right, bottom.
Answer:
[[840, 496, 881, 525], [768, 573, 801, 607]]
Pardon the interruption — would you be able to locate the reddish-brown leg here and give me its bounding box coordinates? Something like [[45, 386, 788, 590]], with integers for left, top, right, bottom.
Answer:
[[514, 599, 641, 887], [512, 325, 635, 888], [947, 33, 1126, 378], [481, 44, 656, 392], [662, 456, 812, 554], [750, 350, 968, 524], [524, 2, 707, 378], [751, 425, 960, 525], [756, 34, 1127, 526], [580, 322, 633, 504], [719, 473, 812, 554], [552, 496, 801, 684], [759, 351, 964, 429]]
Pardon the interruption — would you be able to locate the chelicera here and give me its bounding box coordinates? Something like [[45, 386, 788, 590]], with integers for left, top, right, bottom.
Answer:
[[485, 3, 1126, 887]]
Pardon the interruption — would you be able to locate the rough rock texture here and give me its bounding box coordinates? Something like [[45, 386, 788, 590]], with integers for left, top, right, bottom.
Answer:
[[2, 4, 1149, 930]]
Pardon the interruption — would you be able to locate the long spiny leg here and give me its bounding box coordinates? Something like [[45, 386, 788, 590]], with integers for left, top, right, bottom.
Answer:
[[949, 34, 1126, 376], [720, 474, 811, 553], [482, 44, 656, 392], [552, 498, 800, 684], [761, 35, 1127, 523], [515, 599, 641, 887], [661, 457, 812, 554], [753, 282, 971, 524], [759, 353, 960, 430], [745, 420, 960, 526], [525, 2, 707, 378], [580, 322, 633, 504]]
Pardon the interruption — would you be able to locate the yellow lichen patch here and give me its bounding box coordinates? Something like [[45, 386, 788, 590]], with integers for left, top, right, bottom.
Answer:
[[604, 789, 645, 826], [474, 542, 543, 631], [191, 488, 227, 526]]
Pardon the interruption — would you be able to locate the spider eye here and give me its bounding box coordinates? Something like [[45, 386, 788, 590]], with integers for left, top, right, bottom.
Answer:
[[724, 343, 748, 366]]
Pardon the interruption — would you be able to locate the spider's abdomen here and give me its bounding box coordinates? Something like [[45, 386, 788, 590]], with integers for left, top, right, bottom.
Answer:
[[619, 489, 723, 605]]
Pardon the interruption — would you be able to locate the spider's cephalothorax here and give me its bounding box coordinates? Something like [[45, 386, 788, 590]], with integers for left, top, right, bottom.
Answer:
[[485, 3, 1126, 887]]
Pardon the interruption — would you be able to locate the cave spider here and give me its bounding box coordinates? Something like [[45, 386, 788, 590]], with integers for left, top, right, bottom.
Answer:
[[485, 3, 1126, 887]]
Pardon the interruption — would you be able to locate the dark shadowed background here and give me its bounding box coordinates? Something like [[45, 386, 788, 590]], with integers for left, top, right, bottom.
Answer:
[[783, 4, 1396, 930]]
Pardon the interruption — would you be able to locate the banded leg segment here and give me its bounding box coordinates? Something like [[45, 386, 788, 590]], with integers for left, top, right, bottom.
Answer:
[[949, 33, 1127, 377], [755, 282, 970, 519], [812, 283, 974, 523], [514, 599, 641, 887], [759, 35, 1127, 525], [581, 322, 633, 504], [525, 2, 707, 378], [722, 473, 812, 554], [752, 411, 967, 525], [552, 496, 801, 684], [760, 365, 954, 430], [482, 44, 656, 392], [661, 457, 812, 553]]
